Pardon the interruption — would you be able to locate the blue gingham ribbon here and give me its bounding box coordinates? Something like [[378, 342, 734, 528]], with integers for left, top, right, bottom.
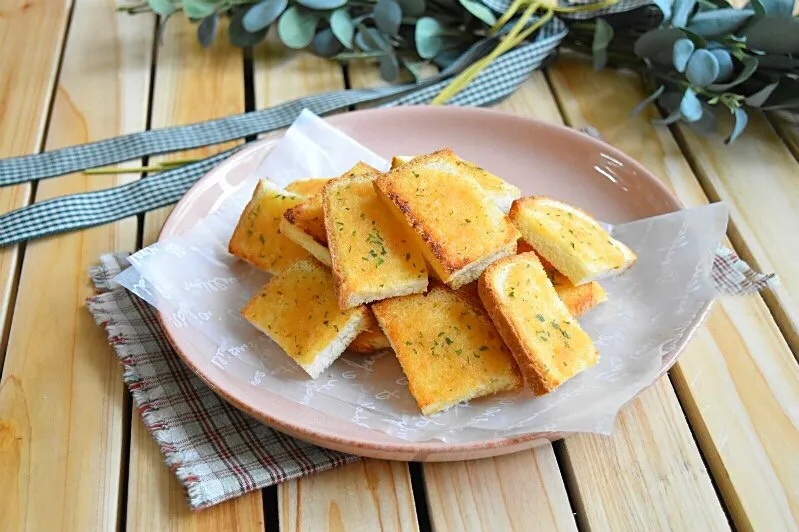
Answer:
[[0, 1, 646, 247]]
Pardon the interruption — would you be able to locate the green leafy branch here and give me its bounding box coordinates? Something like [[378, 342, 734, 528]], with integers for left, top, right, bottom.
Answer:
[[571, 0, 799, 142], [116, 0, 799, 144]]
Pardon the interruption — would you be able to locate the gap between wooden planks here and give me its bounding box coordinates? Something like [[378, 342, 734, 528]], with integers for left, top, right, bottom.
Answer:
[[125, 15, 267, 532], [0, 0, 153, 529], [251, 39, 422, 532], [548, 55, 799, 530], [0, 0, 72, 369]]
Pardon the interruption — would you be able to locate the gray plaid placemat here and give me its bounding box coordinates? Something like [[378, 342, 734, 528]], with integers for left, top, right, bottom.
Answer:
[[87, 253, 359, 510]]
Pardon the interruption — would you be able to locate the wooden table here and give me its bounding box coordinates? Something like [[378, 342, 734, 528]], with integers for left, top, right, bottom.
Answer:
[[1, 1, 798, 530]]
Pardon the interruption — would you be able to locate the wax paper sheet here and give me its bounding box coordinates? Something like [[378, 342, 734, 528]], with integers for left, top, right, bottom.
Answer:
[[115, 110, 728, 443]]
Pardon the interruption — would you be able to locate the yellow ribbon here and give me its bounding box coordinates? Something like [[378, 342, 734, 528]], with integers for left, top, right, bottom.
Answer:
[[430, 0, 620, 105]]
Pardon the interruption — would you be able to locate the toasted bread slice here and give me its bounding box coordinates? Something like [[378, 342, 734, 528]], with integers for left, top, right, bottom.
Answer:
[[241, 259, 369, 378], [478, 252, 599, 395], [551, 270, 608, 317], [286, 178, 332, 196], [347, 309, 391, 353], [509, 197, 636, 285], [391, 154, 520, 213], [372, 285, 523, 415], [323, 173, 428, 309], [518, 240, 606, 317], [228, 180, 312, 274], [281, 163, 378, 267], [280, 196, 331, 266], [375, 149, 519, 289]]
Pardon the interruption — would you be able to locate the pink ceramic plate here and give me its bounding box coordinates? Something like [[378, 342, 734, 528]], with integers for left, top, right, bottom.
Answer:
[[159, 106, 694, 461]]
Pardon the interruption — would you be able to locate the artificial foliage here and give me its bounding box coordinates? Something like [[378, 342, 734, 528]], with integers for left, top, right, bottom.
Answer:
[[120, 0, 799, 142]]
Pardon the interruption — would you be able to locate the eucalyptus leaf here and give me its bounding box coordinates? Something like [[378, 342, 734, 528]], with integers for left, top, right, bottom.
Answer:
[[433, 46, 466, 68], [182, 0, 217, 19], [759, 79, 799, 110], [402, 58, 425, 81], [243, 0, 288, 32], [749, 0, 766, 16], [659, 92, 682, 113], [685, 8, 754, 37], [709, 55, 757, 91], [398, 0, 426, 16], [295, 0, 347, 10], [653, 109, 683, 125], [673, 38, 695, 72], [726, 107, 748, 144], [197, 14, 219, 48], [630, 85, 665, 117], [330, 9, 354, 48], [686, 49, 720, 87], [148, 0, 176, 16], [680, 88, 703, 122], [592, 18, 613, 71], [229, 8, 270, 46], [745, 17, 799, 55], [709, 48, 733, 81], [745, 81, 778, 106], [357, 26, 391, 51], [374, 0, 403, 36], [312, 28, 343, 57], [277, 7, 319, 49], [458, 0, 497, 25], [416, 17, 447, 59], [634, 28, 683, 64], [672, 0, 696, 28], [757, 0, 794, 17], [687, 102, 718, 134], [679, 28, 707, 49], [379, 53, 400, 81], [756, 55, 799, 70]]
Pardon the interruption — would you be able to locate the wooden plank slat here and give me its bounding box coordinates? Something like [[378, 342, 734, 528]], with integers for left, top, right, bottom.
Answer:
[[280, 460, 417, 531], [423, 446, 576, 531], [346, 63, 577, 531], [0, 0, 154, 529], [126, 15, 266, 530], [673, 104, 799, 354], [548, 55, 799, 530], [127, 416, 265, 531], [0, 0, 72, 367], [141, 17, 247, 247], [560, 379, 728, 530], [252, 46, 421, 531]]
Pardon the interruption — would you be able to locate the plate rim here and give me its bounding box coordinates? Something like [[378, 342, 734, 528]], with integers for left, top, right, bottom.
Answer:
[[155, 105, 710, 460]]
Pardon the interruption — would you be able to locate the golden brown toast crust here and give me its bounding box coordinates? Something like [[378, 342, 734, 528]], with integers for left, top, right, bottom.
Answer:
[[372, 285, 523, 414], [478, 252, 598, 395], [286, 178, 332, 196], [282, 163, 381, 250], [348, 309, 391, 353], [518, 240, 606, 317], [283, 196, 328, 246], [509, 196, 636, 285], [228, 180, 311, 274], [374, 149, 519, 284], [241, 259, 369, 377], [322, 172, 428, 309]]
